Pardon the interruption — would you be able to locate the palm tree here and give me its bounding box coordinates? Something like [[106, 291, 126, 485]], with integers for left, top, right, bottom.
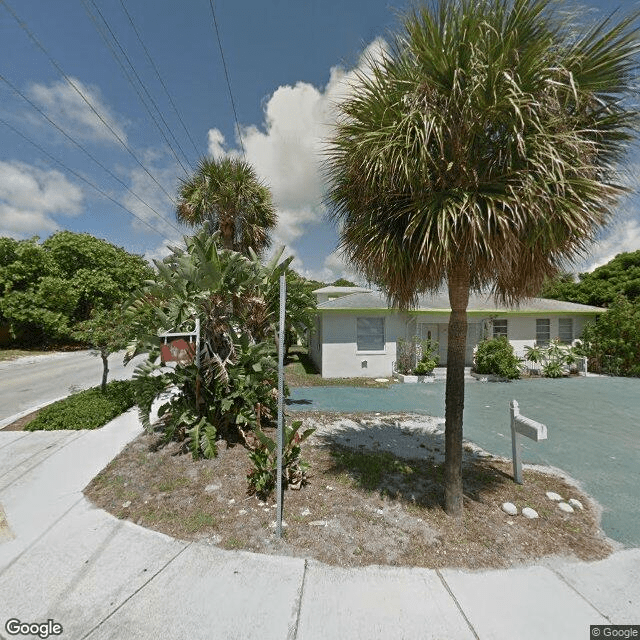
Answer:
[[326, 0, 639, 517], [177, 157, 277, 255]]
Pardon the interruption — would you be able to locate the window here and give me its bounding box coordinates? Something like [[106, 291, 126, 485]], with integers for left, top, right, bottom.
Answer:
[[492, 319, 508, 338], [536, 319, 550, 345], [559, 317, 573, 343], [357, 317, 385, 351]]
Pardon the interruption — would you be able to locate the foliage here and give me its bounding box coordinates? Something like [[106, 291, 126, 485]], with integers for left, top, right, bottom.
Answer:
[[396, 336, 438, 375], [325, 0, 639, 516], [474, 337, 520, 379], [523, 339, 580, 377], [72, 307, 134, 391], [331, 278, 358, 287], [0, 232, 152, 345], [539, 251, 640, 308], [177, 156, 277, 256], [246, 420, 315, 499], [128, 227, 314, 458], [26, 380, 136, 431], [577, 296, 640, 376]]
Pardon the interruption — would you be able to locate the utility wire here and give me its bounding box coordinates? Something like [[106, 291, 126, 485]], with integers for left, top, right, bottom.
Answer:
[[208, 0, 245, 157], [0, 0, 177, 205], [119, 0, 201, 159], [0, 118, 176, 243], [0, 72, 183, 235], [82, 0, 193, 175]]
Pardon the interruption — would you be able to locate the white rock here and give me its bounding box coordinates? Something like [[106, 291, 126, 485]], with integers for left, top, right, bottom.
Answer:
[[522, 507, 539, 519], [502, 502, 518, 515], [238, 509, 247, 515], [558, 502, 575, 513], [375, 378, 389, 383], [228, 498, 235, 504], [269, 520, 287, 529], [568, 498, 584, 510], [122, 501, 131, 508], [325, 486, 334, 491], [309, 520, 328, 527], [300, 508, 311, 516], [546, 491, 563, 501], [376, 508, 384, 515], [204, 483, 221, 493]]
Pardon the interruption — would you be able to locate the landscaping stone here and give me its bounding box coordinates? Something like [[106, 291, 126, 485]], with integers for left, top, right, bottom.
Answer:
[[568, 499, 584, 510], [502, 502, 518, 515], [522, 507, 539, 519], [546, 491, 563, 501], [558, 502, 575, 514]]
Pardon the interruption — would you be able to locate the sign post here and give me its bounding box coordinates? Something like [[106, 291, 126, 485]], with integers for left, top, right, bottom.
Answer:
[[510, 399, 548, 484], [276, 275, 286, 538]]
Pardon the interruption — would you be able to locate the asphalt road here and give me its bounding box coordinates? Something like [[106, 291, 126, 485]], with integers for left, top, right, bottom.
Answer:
[[0, 350, 144, 422]]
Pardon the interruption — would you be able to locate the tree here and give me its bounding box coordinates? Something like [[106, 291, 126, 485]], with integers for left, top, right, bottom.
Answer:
[[326, 0, 639, 517], [72, 308, 132, 391], [176, 157, 277, 255], [0, 232, 153, 345]]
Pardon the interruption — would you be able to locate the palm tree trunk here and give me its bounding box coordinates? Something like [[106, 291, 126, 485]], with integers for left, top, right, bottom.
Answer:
[[444, 264, 470, 518]]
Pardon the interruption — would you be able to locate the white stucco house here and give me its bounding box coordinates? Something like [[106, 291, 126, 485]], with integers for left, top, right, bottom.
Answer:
[[309, 287, 604, 378]]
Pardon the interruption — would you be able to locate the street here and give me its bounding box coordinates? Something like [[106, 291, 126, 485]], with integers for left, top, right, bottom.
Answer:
[[0, 350, 144, 422]]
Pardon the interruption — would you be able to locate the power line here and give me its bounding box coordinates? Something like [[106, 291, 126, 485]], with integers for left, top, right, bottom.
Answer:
[[208, 0, 245, 157], [0, 0, 177, 205], [82, 0, 193, 176], [119, 0, 201, 159], [0, 117, 177, 243], [0, 72, 183, 235]]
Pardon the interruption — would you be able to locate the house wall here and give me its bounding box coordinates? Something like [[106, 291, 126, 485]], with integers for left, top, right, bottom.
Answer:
[[485, 314, 595, 358], [315, 310, 598, 377], [320, 311, 408, 378]]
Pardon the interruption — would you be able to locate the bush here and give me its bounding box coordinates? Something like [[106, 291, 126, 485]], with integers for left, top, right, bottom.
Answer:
[[26, 380, 136, 431], [473, 336, 520, 379]]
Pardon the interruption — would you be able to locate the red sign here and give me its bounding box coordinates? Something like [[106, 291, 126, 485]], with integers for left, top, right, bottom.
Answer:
[[161, 338, 196, 365]]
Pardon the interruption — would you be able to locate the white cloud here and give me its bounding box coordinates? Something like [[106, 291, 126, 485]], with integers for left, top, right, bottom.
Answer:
[[27, 77, 128, 145], [0, 161, 83, 237], [204, 38, 388, 265], [579, 216, 640, 272]]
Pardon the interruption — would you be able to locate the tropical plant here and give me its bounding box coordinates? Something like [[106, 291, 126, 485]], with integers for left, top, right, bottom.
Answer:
[[247, 420, 315, 499], [474, 337, 521, 379], [523, 339, 580, 377], [176, 157, 277, 256], [326, 0, 639, 516], [127, 227, 315, 458]]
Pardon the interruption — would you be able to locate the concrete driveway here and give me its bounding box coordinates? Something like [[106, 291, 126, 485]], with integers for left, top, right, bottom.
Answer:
[[1, 412, 639, 639]]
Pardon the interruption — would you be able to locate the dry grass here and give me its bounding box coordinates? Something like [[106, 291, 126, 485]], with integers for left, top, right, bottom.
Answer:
[[84, 412, 612, 570]]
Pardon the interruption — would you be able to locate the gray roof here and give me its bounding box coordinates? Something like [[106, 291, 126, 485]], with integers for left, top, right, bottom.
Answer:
[[317, 290, 604, 314], [313, 286, 371, 295]]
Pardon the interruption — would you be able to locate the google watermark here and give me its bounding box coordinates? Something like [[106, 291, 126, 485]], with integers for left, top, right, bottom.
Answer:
[[5, 618, 63, 639], [591, 626, 640, 639]]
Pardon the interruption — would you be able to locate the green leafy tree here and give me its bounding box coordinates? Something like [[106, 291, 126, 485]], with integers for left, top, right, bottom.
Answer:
[[474, 337, 520, 379], [0, 232, 153, 345], [578, 296, 640, 376], [176, 157, 277, 255], [72, 308, 133, 391], [326, 0, 639, 516]]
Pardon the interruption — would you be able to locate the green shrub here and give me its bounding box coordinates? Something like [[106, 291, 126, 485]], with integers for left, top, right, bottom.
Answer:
[[26, 380, 136, 431], [473, 336, 520, 379]]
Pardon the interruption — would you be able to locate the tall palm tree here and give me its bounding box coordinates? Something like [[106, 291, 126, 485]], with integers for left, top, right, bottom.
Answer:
[[177, 157, 277, 255], [326, 0, 639, 517]]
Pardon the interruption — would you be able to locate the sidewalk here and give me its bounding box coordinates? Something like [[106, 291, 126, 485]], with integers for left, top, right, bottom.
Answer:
[[0, 412, 638, 639]]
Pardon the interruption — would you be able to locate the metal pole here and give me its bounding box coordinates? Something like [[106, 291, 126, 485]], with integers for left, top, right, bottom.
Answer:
[[195, 317, 201, 369], [276, 275, 286, 538], [510, 399, 523, 484]]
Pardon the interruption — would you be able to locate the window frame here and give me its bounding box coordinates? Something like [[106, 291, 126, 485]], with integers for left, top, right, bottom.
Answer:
[[558, 317, 573, 344], [536, 318, 551, 346], [356, 316, 385, 352], [492, 318, 508, 338]]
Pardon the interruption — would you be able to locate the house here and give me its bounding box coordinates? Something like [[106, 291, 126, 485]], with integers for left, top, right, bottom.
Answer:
[[309, 287, 603, 378]]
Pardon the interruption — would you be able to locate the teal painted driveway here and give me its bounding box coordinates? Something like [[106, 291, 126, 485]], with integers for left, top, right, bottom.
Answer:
[[288, 377, 640, 547]]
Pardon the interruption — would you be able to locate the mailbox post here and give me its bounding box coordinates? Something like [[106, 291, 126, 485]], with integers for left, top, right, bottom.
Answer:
[[510, 400, 547, 484]]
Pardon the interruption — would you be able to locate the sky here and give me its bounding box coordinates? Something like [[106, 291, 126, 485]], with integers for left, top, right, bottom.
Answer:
[[1, 0, 639, 283]]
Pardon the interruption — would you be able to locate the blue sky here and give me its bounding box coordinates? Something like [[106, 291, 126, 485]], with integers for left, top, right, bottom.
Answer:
[[1, 0, 639, 282]]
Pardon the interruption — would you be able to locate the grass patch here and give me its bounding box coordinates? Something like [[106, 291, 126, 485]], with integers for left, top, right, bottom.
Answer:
[[0, 349, 50, 362], [285, 347, 391, 388], [26, 380, 136, 431]]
